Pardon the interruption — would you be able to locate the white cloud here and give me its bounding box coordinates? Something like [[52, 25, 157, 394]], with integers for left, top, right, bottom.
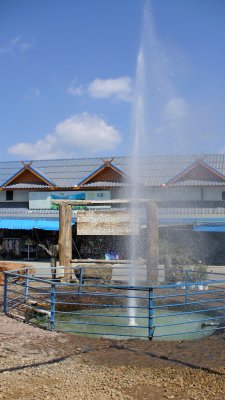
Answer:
[[67, 76, 133, 102], [7, 137, 63, 160], [24, 88, 41, 100], [163, 97, 189, 121], [88, 77, 133, 101], [67, 78, 85, 96], [0, 36, 32, 55], [8, 112, 122, 159], [67, 85, 84, 96]]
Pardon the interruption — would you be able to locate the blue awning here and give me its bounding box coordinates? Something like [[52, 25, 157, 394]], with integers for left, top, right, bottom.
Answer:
[[194, 225, 225, 232], [0, 219, 61, 231]]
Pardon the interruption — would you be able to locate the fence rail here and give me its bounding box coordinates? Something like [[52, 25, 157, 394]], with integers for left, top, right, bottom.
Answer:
[[3, 266, 225, 340]]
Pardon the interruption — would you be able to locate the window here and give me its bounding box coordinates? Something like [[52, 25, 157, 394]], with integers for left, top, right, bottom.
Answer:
[[97, 193, 104, 198], [6, 191, 13, 201], [222, 192, 225, 201]]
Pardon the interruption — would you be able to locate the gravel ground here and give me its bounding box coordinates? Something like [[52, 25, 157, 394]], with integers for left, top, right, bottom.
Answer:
[[1, 273, 225, 399], [0, 315, 225, 399]]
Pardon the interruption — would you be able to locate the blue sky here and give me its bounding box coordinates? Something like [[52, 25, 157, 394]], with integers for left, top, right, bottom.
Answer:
[[1, 0, 225, 161]]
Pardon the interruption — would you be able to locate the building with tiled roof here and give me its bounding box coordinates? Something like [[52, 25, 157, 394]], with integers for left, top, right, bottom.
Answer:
[[0, 154, 225, 263], [1, 154, 225, 215]]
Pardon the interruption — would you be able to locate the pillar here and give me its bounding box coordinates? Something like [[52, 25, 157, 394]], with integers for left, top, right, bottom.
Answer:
[[59, 204, 72, 281]]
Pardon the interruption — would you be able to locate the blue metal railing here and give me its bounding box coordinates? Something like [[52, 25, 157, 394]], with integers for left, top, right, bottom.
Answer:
[[50, 283, 56, 331], [3, 266, 225, 340]]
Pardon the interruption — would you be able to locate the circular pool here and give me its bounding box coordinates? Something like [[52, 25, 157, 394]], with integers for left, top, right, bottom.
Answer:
[[48, 307, 216, 341]]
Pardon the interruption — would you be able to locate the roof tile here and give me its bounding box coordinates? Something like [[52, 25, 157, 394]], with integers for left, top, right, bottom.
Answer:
[[1, 154, 225, 188]]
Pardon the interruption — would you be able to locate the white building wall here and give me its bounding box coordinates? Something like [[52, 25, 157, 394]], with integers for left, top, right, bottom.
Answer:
[[202, 187, 225, 201], [0, 186, 223, 206], [0, 190, 29, 202], [29, 192, 51, 209], [13, 190, 29, 201], [146, 187, 202, 201], [0, 192, 5, 202], [112, 187, 203, 201]]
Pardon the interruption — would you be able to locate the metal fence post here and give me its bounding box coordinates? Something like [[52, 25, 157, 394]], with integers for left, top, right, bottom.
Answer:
[[50, 283, 56, 331], [185, 270, 189, 304], [78, 267, 83, 295], [148, 287, 154, 340], [3, 273, 8, 315], [24, 268, 29, 302]]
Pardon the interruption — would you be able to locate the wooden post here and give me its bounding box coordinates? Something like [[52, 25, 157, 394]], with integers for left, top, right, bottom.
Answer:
[[146, 202, 158, 284], [59, 204, 72, 282]]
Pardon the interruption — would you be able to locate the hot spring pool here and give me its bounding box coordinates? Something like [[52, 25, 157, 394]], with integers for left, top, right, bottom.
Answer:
[[39, 307, 216, 341]]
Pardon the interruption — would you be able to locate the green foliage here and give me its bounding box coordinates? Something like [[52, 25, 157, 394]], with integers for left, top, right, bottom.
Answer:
[[189, 263, 207, 283], [159, 240, 193, 267], [160, 239, 207, 284], [165, 264, 184, 283]]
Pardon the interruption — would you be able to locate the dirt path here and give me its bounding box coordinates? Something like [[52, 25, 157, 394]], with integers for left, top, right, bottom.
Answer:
[[0, 315, 225, 399]]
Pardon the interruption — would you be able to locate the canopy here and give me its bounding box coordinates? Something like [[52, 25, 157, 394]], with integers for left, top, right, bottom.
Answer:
[[194, 225, 225, 232], [0, 219, 61, 231]]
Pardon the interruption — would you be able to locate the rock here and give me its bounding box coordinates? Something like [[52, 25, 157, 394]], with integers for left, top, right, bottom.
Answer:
[[0, 261, 35, 285]]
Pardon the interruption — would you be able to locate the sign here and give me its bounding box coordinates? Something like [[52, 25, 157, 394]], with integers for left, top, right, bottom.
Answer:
[[77, 210, 140, 236], [29, 191, 111, 210], [51, 192, 85, 209]]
